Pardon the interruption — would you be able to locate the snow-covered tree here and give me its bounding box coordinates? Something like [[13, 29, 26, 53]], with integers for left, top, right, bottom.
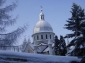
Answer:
[[64, 3, 85, 56], [54, 35, 60, 55], [59, 35, 67, 56], [54, 35, 67, 55], [0, 0, 27, 49]]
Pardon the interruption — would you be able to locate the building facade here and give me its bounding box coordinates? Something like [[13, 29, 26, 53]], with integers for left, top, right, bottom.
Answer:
[[22, 8, 55, 55]]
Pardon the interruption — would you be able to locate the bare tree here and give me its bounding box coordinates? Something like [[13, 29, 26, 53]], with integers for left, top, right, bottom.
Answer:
[[0, 0, 27, 49]]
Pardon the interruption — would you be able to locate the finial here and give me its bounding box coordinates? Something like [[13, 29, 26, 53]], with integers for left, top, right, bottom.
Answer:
[[39, 6, 44, 21], [40, 6, 43, 12]]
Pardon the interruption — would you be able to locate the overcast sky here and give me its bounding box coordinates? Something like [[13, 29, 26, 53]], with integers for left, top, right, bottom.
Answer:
[[6, 0, 85, 45]]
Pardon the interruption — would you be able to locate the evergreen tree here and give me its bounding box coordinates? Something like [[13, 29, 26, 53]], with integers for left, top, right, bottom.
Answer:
[[64, 3, 85, 56], [59, 35, 67, 56], [54, 35, 67, 56], [54, 35, 60, 55], [0, 0, 27, 49]]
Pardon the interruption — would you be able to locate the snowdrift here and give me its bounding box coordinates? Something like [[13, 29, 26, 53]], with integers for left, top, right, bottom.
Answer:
[[0, 50, 81, 63]]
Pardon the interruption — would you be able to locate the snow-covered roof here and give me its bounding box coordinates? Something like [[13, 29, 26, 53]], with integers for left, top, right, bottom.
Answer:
[[28, 42, 54, 52], [43, 47, 49, 52], [39, 43, 48, 45], [38, 45, 48, 52], [66, 46, 75, 55], [29, 43, 34, 49]]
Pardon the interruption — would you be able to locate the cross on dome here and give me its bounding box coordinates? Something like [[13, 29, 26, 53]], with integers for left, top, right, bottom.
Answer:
[[39, 6, 44, 21], [40, 6, 43, 12]]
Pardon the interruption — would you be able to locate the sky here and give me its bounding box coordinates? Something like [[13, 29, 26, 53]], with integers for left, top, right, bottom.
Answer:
[[5, 0, 85, 45]]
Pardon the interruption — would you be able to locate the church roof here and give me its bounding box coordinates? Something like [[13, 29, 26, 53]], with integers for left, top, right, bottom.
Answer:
[[33, 7, 53, 34], [33, 21, 53, 34]]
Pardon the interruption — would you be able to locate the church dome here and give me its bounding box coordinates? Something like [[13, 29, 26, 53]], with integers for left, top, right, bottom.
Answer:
[[33, 20, 53, 34], [33, 8, 53, 34]]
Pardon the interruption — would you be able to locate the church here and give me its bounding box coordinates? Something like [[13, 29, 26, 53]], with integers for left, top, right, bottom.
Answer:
[[22, 7, 55, 55]]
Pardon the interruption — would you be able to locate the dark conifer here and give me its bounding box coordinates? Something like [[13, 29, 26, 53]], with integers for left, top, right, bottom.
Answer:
[[64, 3, 85, 56]]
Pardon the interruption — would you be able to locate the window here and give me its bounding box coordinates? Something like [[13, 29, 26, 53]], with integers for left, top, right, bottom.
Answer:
[[37, 35, 39, 40], [41, 35, 43, 39], [46, 34, 47, 39], [50, 35, 51, 39], [41, 16, 43, 19], [41, 15, 44, 20]]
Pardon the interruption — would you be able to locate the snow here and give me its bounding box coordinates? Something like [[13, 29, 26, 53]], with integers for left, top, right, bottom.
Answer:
[[66, 46, 75, 56], [0, 50, 81, 63], [43, 47, 49, 52], [38, 45, 47, 52], [39, 43, 47, 45]]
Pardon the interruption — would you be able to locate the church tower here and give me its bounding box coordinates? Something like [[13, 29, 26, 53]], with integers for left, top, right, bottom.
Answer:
[[32, 7, 55, 55]]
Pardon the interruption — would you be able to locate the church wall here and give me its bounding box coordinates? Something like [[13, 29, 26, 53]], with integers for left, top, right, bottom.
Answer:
[[33, 32, 54, 41]]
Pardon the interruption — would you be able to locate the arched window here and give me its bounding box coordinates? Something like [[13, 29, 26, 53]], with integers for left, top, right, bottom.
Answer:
[[37, 35, 39, 40], [50, 35, 51, 39], [41, 15, 43, 19], [46, 34, 47, 39], [41, 15, 44, 20], [41, 35, 43, 39]]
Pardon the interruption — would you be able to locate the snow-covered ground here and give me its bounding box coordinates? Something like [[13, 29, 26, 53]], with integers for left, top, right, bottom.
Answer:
[[0, 50, 81, 63]]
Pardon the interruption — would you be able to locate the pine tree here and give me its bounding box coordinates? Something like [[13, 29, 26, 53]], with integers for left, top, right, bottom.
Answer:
[[54, 35, 67, 56], [64, 3, 85, 56], [59, 35, 67, 56], [0, 0, 27, 49], [54, 35, 60, 55]]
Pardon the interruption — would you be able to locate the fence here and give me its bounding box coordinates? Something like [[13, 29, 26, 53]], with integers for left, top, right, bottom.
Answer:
[[0, 45, 22, 52]]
